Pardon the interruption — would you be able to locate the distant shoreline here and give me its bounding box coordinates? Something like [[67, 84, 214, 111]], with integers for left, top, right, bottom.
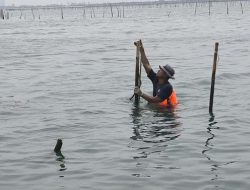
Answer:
[[2, 0, 250, 10]]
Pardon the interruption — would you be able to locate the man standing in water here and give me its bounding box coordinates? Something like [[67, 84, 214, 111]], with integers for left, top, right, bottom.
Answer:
[[134, 41, 178, 107]]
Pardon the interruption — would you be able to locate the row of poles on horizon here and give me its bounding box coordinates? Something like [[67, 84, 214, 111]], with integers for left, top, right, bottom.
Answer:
[[194, 0, 245, 15], [0, 5, 126, 20], [0, 1, 248, 20]]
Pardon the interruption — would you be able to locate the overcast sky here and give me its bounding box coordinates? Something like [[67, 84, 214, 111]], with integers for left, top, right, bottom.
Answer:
[[6, 0, 140, 6]]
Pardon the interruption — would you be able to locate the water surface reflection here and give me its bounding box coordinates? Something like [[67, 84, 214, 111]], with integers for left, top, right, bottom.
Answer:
[[129, 104, 182, 160], [203, 114, 236, 188]]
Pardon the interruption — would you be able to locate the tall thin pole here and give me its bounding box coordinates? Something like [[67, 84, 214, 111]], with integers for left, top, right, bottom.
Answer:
[[117, 7, 120, 17], [61, 8, 64, 19], [20, 11, 23, 19], [110, 5, 113, 17], [240, 2, 244, 14], [134, 41, 140, 104], [0, 9, 4, 20], [209, 0, 211, 16], [227, 2, 229, 15], [6, 11, 9, 20], [194, 2, 197, 16], [83, 8, 86, 18], [209, 42, 219, 114], [31, 9, 35, 20], [92, 8, 95, 18]]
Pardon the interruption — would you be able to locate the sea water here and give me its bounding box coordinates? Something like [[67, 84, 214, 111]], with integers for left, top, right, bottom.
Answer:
[[1, 2, 250, 189]]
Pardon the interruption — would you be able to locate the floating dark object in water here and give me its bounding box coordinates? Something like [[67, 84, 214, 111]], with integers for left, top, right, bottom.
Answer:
[[54, 139, 63, 153], [54, 139, 66, 172]]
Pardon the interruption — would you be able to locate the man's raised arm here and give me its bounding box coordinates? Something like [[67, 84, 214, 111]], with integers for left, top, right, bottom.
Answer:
[[139, 41, 152, 75]]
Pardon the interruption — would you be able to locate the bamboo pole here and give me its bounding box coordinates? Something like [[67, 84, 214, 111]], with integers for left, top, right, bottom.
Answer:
[[209, 42, 219, 114]]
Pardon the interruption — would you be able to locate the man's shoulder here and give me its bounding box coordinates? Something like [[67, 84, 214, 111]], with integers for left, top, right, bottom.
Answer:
[[157, 82, 173, 100], [148, 69, 157, 82], [163, 82, 173, 90], [160, 83, 173, 95]]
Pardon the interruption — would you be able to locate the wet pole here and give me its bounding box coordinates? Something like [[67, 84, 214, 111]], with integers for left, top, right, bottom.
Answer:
[[110, 4, 114, 18], [240, 2, 244, 14], [134, 41, 141, 104], [0, 9, 4, 20], [129, 41, 142, 103], [209, 42, 219, 114], [54, 139, 63, 153], [54, 139, 65, 165], [61, 8, 64, 19], [227, 2, 229, 15], [208, 0, 211, 16], [194, 2, 197, 16]]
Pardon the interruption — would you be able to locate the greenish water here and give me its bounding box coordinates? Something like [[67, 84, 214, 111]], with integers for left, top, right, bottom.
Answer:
[[1, 2, 250, 190]]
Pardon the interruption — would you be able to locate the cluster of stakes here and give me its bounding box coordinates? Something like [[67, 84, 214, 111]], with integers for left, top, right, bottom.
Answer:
[[0, 1, 248, 20]]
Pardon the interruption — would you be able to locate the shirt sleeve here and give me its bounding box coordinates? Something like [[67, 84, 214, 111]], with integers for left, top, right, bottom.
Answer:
[[157, 84, 173, 101], [147, 69, 157, 83]]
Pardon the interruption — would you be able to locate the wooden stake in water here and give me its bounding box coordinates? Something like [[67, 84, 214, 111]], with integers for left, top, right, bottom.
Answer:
[[110, 5, 114, 17], [209, 0, 211, 16], [209, 42, 219, 114], [83, 8, 86, 18], [240, 2, 244, 14], [0, 9, 4, 20], [134, 41, 141, 104], [20, 11, 23, 19], [92, 8, 96, 18], [227, 2, 229, 15], [37, 10, 40, 20], [6, 11, 9, 20], [117, 7, 119, 17], [194, 2, 197, 16], [54, 139, 65, 159], [54, 139, 63, 153], [31, 9, 35, 20], [61, 8, 64, 19]]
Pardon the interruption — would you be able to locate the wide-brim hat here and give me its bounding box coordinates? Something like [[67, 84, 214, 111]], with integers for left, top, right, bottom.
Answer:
[[159, 65, 175, 79]]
